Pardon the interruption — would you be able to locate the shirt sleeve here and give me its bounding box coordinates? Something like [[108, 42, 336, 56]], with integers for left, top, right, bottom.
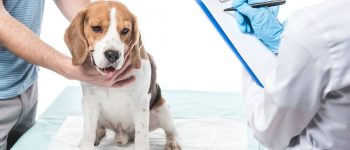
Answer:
[[243, 10, 331, 149]]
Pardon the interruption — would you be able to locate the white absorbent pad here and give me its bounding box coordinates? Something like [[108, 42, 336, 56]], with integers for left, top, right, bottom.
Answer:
[[48, 115, 247, 150]]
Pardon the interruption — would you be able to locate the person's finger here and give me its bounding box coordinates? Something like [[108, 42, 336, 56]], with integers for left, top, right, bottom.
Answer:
[[243, 15, 253, 33], [235, 12, 249, 33], [124, 54, 131, 66], [124, 51, 131, 59], [269, 6, 279, 17], [114, 58, 131, 76], [114, 64, 133, 82], [235, 3, 260, 19], [112, 76, 136, 88]]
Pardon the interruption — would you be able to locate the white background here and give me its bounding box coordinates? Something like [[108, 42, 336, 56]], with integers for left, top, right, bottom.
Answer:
[[37, 0, 324, 117]]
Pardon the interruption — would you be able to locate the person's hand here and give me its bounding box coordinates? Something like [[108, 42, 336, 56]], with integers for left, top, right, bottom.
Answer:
[[232, 0, 284, 53], [63, 54, 135, 87]]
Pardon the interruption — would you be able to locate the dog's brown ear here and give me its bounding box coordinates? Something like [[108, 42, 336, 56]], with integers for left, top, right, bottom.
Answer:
[[64, 9, 89, 66], [130, 14, 141, 69]]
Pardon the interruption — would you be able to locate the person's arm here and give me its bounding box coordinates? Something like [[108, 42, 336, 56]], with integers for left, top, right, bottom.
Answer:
[[54, 0, 91, 21], [0, 2, 71, 77], [0, 0, 134, 87], [242, 10, 331, 149]]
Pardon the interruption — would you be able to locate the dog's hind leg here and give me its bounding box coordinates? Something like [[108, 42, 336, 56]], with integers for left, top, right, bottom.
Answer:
[[94, 124, 106, 146], [151, 97, 182, 150]]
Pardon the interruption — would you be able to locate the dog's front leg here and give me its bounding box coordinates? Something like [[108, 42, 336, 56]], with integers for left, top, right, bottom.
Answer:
[[80, 95, 101, 150], [130, 95, 150, 150]]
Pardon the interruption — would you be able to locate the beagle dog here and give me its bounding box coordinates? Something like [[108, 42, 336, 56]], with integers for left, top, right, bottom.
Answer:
[[64, 1, 181, 150]]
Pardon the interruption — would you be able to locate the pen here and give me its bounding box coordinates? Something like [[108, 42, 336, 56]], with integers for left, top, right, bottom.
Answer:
[[224, 0, 286, 11]]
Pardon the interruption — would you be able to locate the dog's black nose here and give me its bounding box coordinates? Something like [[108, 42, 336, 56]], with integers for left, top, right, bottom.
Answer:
[[104, 50, 120, 63]]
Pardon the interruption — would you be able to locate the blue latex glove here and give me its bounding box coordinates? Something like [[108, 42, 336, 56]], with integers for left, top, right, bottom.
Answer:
[[232, 0, 284, 53]]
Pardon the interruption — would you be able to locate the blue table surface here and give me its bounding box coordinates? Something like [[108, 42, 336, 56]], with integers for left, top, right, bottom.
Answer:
[[12, 87, 261, 150]]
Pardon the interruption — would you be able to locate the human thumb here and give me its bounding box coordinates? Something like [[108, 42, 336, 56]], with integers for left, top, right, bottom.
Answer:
[[234, 3, 260, 19]]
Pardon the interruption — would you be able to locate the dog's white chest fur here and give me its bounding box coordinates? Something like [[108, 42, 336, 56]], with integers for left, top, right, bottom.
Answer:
[[81, 59, 151, 133]]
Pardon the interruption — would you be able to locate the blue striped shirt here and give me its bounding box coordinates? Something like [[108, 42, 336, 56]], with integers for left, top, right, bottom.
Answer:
[[0, 0, 44, 99]]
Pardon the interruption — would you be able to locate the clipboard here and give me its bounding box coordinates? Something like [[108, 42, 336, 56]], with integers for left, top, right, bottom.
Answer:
[[196, 0, 277, 88]]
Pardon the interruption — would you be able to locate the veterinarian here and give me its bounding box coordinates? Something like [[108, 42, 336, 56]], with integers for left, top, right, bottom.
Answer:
[[232, 0, 350, 149], [0, 0, 134, 149]]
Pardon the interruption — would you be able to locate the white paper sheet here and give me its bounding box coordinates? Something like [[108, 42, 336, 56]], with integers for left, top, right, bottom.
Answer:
[[201, 0, 277, 86], [48, 115, 247, 150]]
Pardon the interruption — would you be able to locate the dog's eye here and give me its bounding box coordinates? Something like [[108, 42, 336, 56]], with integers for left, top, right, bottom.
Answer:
[[91, 26, 103, 33], [121, 28, 129, 35]]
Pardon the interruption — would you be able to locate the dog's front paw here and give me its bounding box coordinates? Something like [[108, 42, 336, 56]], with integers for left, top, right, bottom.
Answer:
[[165, 138, 182, 150]]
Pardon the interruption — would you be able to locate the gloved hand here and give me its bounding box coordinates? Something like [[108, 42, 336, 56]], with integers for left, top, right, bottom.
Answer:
[[232, 0, 284, 53]]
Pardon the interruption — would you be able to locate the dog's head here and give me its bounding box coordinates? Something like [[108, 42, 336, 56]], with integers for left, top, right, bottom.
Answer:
[[64, 1, 142, 75]]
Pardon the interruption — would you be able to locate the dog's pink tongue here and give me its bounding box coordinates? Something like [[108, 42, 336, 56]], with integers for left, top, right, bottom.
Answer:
[[103, 67, 116, 75]]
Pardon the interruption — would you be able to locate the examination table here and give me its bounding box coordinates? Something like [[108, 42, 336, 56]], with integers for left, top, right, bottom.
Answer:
[[11, 87, 262, 150]]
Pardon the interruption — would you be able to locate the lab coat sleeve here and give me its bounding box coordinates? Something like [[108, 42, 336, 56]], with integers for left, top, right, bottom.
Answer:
[[243, 10, 330, 149]]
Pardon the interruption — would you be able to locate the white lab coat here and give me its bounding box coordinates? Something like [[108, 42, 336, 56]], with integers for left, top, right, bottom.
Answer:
[[243, 0, 350, 149]]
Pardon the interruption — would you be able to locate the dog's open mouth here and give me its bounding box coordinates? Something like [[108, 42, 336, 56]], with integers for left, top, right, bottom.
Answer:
[[96, 66, 116, 75]]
